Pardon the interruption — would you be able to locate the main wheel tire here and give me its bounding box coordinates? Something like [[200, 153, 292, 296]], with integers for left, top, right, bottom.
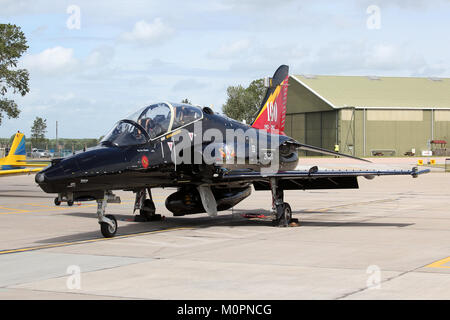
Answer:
[[274, 202, 292, 227], [139, 199, 156, 220], [283, 203, 292, 225], [100, 214, 117, 238], [67, 200, 74, 206], [54, 197, 61, 206]]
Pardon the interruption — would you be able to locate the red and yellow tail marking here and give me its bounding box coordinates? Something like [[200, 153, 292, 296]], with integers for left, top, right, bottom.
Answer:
[[251, 75, 289, 135]]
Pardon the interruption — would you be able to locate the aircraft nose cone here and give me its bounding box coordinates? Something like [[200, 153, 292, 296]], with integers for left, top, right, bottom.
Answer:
[[34, 163, 66, 193], [35, 172, 46, 183]]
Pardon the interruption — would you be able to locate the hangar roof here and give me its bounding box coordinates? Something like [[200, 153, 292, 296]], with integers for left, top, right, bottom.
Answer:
[[291, 74, 450, 109]]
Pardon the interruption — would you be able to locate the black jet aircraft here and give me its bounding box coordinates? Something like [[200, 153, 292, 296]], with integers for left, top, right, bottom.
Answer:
[[35, 65, 429, 238]]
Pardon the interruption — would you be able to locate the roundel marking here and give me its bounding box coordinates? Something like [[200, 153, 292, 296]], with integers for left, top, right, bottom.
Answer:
[[141, 155, 149, 168]]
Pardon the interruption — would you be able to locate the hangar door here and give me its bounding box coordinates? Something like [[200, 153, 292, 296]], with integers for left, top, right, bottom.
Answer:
[[285, 111, 337, 156]]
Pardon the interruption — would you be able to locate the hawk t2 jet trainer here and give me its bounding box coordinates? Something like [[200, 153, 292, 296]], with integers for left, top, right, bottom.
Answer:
[[35, 65, 429, 238]]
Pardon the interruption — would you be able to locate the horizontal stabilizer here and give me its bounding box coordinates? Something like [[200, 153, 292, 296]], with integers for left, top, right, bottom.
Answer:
[[297, 143, 371, 163]]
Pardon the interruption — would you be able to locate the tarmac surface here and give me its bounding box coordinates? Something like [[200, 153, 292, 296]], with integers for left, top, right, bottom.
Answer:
[[0, 157, 449, 300]]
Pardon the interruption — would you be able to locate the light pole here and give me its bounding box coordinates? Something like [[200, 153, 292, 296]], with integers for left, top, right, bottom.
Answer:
[[55, 120, 58, 158]]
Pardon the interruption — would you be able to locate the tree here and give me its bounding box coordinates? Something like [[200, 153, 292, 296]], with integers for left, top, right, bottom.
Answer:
[[8, 133, 16, 144], [0, 24, 29, 126], [181, 98, 191, 104], [222, 79, 265, 124], [31, 117, 47, 147]]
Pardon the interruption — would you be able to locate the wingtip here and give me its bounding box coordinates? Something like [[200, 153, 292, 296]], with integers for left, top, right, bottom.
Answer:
[[411, 166, 431, 178]]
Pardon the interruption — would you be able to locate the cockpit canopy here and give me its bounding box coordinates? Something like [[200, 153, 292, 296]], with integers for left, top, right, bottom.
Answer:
[[101, 102, 203, 146]]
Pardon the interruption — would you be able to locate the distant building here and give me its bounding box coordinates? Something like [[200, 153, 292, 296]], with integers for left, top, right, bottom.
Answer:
[[285, 75, 450, 157]]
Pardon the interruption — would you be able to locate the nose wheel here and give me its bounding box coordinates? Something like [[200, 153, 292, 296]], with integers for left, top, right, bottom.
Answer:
[[100, 214, 117, 238], [96, 194, 119, 238]]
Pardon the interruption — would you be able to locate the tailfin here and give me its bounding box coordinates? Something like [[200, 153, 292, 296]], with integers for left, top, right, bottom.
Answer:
[[0, 132, 26, 169], [251, 65, 289, 135], [7, 132, 26, 157]]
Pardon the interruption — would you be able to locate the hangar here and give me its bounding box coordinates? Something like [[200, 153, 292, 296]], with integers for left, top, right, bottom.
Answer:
[[284, 75, 450, 157]]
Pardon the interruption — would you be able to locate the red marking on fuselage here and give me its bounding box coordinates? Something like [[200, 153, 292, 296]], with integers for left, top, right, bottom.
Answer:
[[141, 155, 149, 168]]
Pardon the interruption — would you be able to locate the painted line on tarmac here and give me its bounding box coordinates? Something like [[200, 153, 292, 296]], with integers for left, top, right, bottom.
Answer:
[[0, 227, 193, 256], [0, 206, 31, 214], [0, 206, 79, 215], [0, 203, 96, 214], [425, 257, 450, 269]]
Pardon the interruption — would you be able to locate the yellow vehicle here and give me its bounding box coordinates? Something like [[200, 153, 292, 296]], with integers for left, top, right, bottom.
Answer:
[[0, 132, 49, 177]]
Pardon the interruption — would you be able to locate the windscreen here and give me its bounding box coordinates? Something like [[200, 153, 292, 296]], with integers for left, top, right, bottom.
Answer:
[[101, 121, 148, 147], [125, 106, 147, 123]]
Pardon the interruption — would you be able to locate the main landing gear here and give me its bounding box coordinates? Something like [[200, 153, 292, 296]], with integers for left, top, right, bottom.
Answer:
[[133, 188, 162, 222], [269, 178, 296, 227]]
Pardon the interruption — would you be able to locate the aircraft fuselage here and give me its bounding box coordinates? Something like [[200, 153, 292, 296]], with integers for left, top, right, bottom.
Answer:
[[36, 109, 299, 201]]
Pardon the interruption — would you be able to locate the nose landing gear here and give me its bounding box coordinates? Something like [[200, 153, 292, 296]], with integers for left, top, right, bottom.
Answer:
[[100, 214, 117, 238], [96, 191, 121, 238]]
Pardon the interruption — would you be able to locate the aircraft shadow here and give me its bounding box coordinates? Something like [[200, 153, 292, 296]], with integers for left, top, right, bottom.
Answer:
[[231, 208, 360, 215], [36, 214, 253, 244], [298, 221, 413, 228], [35, 209, 413, 244]]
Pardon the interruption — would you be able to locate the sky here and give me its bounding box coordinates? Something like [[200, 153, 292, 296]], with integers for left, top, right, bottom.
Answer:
[[0, 0, 449, 139]]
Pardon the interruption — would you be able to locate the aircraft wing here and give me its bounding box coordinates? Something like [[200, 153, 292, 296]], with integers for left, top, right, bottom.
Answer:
[[220, 167, 429, 180], [0, 167, 43, 177], [8, 163, 49, 168], [215, 167, 430, 190]]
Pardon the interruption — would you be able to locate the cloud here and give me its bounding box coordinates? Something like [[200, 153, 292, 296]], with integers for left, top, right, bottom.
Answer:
[[356, 0, 450, 10], [50, 92, 76, 102], [208, 39, 251, 59], [85, 46, 115, 67], [364, 43, 425, 70], [121, 18, 175, 46], [217, 0, 295, 12], [19, 45, 117, 79], [0, 0, 65, 16], [284, 40, 435, 77], [172, 78, 207, 91], [21, 46, 78, 75]]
